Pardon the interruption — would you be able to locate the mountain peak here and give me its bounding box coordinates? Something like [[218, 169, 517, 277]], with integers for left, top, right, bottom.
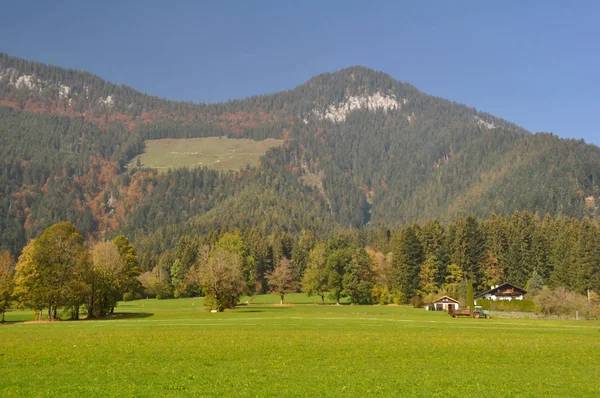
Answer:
[[303, 65, 407, 92]]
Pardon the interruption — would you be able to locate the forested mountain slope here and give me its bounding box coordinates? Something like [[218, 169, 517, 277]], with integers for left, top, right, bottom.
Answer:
[[1, 53, 600, 259]]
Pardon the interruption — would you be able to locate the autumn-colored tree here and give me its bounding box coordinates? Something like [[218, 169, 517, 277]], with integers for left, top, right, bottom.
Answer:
[[138, 270, 160, 298], [214, 232, 256, 296], [199, 247, 246, 312], [534, 287, 588, 316], [266, 257, 299, 304], [480, 251, 504, 291], [367, 248, 392, 304], [184, 245, 211, 292], [0, 251, 16, 323], [38, 223, 91, 320], [14, 241, 45, 320], [15, 223, 91, 320], [91, 241, 125, 317], [112, 235, 142, 297]]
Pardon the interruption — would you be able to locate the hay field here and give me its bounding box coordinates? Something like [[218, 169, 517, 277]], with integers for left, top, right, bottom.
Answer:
[[1, 296, 599, 397], [129, 136, 284, 171]]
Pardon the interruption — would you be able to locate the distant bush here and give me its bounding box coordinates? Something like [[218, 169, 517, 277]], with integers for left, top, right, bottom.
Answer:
[[391, 289, 405, 305], [533, 287, 599, 318], [411, 296, 423, 308], [371, 285, 389, 305], [122, 292, 134, 302], [477, 298, 535, 312]]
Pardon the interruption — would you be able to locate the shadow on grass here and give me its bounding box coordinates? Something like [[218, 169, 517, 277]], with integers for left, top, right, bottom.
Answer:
[[1, 312, 155, 325], [86, 312, 154, 321], [0, 320, 24, 325], [234, 307, 298, 313]]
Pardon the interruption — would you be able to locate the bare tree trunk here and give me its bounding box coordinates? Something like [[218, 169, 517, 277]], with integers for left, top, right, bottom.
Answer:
[[280, 293, 284, 305], [1, 310, 4, 323], [321, 295, 325, 304], [588, 288, 591, 303], [88, 283, 95, 319]]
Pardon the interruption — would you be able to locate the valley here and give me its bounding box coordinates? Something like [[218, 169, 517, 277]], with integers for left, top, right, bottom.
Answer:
[[2, 298, 598, 397]]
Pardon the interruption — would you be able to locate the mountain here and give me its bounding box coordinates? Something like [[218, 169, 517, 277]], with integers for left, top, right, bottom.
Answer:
[[1, 53, 600, 261]]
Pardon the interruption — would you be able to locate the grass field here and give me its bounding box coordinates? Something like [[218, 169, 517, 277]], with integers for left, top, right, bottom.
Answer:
[[1, 295, 599, 397], [128, 136, 284, 171]]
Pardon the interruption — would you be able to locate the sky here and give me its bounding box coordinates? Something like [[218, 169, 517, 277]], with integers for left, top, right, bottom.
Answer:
[[1, 1, 599, 145]]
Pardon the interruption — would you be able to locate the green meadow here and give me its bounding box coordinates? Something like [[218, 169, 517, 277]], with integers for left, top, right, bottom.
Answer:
[[1, 295, 599, 397], [128, 136, 284, 171]]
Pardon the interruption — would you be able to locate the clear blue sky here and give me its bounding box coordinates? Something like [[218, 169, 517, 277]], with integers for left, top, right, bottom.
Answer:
[[1, 1, 599, 145]]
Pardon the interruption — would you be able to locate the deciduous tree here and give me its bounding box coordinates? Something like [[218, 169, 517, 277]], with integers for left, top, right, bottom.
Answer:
[[24, 223, 90, 320], [266, 257, 299, 304], [14, 241, 45, 320], [0, 251, 16, 323], [91, 241, 125, 317], [324, 237, 354, 305], [302, 243, 328, 303], [342, 249, 374, 304], [199, 248, 246, 311]]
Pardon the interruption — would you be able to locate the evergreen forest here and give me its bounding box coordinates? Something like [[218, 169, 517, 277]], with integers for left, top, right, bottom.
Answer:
[[1, 53, 600, 310]]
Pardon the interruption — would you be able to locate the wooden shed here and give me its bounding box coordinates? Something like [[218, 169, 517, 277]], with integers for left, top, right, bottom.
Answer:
[[430, 296, 459, 312]]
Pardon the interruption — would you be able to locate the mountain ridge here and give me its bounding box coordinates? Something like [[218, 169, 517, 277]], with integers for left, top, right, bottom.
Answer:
[[0, 53, 529, 138], [1, 53, 600, 261]]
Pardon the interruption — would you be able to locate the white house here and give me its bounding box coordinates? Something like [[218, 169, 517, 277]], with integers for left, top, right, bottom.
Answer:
[[428, 296, 460, 312], [474, 283, 527, 303]]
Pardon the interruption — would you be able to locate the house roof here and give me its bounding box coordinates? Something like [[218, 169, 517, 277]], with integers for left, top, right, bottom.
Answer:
[[475, 283, 527, 299], [433, 295, 459, 304]]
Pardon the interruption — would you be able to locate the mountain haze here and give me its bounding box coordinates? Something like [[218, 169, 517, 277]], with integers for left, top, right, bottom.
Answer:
[[1, 53, 600, 258]]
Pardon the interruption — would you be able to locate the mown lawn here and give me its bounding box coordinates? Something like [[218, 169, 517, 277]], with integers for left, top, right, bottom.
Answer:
[[1, 296, 599, 397]]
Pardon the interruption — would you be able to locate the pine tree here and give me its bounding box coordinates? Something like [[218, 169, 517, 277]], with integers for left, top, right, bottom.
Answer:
[[391, 226, 423, 303], [466, 281, 474, 311]]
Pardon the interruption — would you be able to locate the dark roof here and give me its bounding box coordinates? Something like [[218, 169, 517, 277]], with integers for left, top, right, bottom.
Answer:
[[475, 283, 527, 299], [433, 295, 459, 304]]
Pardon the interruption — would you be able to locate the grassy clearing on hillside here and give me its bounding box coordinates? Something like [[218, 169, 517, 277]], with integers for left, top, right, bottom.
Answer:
[[128, 136, 284, 171], [1, 296, 599, 397]]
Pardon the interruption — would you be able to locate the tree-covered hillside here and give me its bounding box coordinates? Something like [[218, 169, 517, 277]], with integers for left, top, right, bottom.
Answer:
[[1, 53, 600, 259]]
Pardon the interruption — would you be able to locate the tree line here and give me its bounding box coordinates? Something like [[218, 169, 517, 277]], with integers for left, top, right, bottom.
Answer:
[[0, 222, 141, 321], [4, 58, 600, 263], [2, 210, 600, 319]]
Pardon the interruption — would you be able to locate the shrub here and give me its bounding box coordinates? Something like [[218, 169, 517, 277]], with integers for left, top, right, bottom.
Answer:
[[533, 287, 588, 316], [372, 285, 389, 305], [411, 296, 423, 308], [391, 291, 405, 305], [477, 298, 535, 312]]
